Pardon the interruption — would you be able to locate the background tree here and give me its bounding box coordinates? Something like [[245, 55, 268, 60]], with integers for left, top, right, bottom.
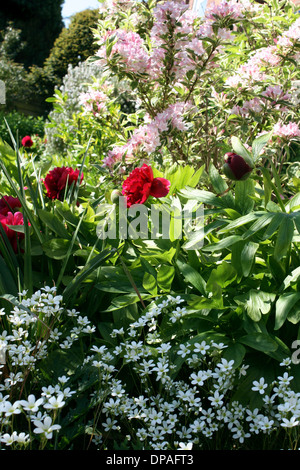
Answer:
[[0, 0, 64, 68], [44, 9, 100, 85], [0, 23, 56, 115]]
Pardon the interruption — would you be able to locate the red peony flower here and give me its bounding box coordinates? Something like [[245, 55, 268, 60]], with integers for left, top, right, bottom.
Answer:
[[122, 164, 170, 207], [21, 136, 33, 148], [43, 166, 84, 200], [223, 152, 253, 181], [0, 196, 22, 216], [0, 211, 26, 253]]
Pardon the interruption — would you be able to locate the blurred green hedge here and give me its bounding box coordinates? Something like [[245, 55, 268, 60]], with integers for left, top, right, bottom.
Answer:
[[0, 109, 45, 145]]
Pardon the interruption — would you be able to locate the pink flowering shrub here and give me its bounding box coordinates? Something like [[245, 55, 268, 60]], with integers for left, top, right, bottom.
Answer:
[[91, 0, 299, 176], [79, 88, 109, 118]]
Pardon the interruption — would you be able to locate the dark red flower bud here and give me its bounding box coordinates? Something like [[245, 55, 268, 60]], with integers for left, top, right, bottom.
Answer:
[[21, 136, 33, 148], [223, 152, 253, 181]]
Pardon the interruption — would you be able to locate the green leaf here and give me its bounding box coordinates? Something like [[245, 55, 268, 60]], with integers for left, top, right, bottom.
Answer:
[[274, 217, 295, 261], [206, 262, 236, 291], [202, 235, 242, 252], [238, 333, 278, 353], [104, 292, 153, 311], [240, 241, 259, 277], [231, 136, 254, 168], [62, 249, 115, 302], [42, 239, 74, 259], [38, 209, 71, 239], [234, 179, 255, 214], [176, 260, 206, 295], [260, 167, 273, 208], [219, 212, 261, 233], [293, 212, 300, 235], [179, 187, 227, 208], [0, 257, 18, 296], [275, 292, 300, 330], [242, 213, 274, 239], [143, 271, 157, 295], [182, 219, 226, 251], [209, 163, 228, 194], [235, 290, 275, 322], [157, 264, 175, 292], [280, 266, 300, 292], [251, 132, 273, 161], [262, 212, 285, 240], [167, 165, 204, 194]]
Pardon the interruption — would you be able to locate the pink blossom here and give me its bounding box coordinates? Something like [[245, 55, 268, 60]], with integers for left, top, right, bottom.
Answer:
[[225, 62, 266, 88], [205, 0, 244, 21], [96, 29, 149, 74], [249, 46, 281, 67], [79, 89, 108, 117], [230, 97, 263, 116], [273, 121, 300, 139], [102, 101, 195, 168], [196, 20, 214, 39], [277, 17, 300, 48], [188, 38, 205, 56], [261, 85, 291, 101], [148, 47, 166, 80]]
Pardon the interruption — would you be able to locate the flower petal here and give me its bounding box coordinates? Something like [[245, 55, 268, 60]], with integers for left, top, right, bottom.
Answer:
[[150, 177, 170, 198]]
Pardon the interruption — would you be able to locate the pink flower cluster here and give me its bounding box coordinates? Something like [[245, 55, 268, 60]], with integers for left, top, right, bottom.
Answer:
[[79, 88, 108, 117], [225, 45, 286, 88], [96, 29, 149, 74], [103, 101, 195, 168], [149, 3, 199, 80], [273, 121, 300, 139], [225, 62, 266, 88], [250, 46, 281, 68], [230, 85, 291, 117], [226, 15, 300, 90], [231, 98, 263, 117], [277, 17, 300, 49], [205, 0, 244, 20], [261, 85, 291, 101], [97, 0, 239, 81]]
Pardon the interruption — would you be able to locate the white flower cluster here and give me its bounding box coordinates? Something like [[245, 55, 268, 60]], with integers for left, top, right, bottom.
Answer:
[[0, 376, 74, 447], [82, 296, 300, 450], [0, 287, 93, 449], [1, 288, 300, 450]]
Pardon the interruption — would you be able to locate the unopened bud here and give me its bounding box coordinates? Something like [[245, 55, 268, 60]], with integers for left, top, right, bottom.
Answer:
[[223, 152, 253, 181], [111, 189, 122, 203]]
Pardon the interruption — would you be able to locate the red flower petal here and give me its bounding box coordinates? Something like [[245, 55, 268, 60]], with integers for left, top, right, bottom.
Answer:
[[150, 177, 170, 198], [0, 196, 21, 216], [44, 167, 84, 200], [122, 164, 170, 207], [21, 136, 33, 148]]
